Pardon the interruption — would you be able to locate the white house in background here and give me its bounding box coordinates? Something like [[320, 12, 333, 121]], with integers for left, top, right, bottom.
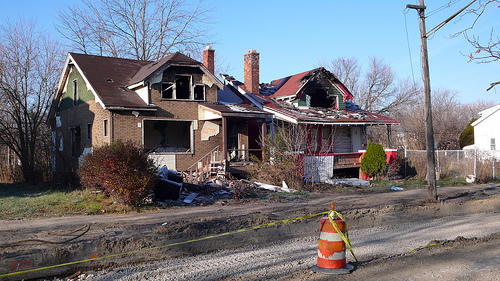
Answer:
[[471, 104, 500, 155]]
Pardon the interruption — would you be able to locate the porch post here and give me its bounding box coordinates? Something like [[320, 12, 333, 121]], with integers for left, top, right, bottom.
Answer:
[[386, 124, 392, 148], [261, 119, 267, 143], [222, 117, 227, 171]]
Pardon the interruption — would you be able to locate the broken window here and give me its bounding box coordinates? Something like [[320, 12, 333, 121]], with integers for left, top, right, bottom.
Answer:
[[71, 126, 81, 157], [194, 84, 205, 100], [161, 83, 173, 99], [143, 120, 192, 153], [175, 75, 191, 99]]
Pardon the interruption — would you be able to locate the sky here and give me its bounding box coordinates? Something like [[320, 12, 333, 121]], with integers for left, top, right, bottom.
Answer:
[[1, 0, 499, 104]]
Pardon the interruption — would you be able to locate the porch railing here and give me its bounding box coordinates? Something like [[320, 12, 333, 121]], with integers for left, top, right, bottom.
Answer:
[[185, 145, 223, 184]]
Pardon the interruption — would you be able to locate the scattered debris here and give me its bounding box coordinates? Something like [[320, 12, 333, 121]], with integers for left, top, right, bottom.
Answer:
[[254, 181, 297, 193], [183, 193, 199, 204], [325, 178, 370, 186], [466, 175, 476, 183], [391, 186, 404, 191]]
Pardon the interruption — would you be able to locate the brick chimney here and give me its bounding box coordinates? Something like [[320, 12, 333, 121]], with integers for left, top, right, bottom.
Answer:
[[203, 46, 215, 75], [244, 50, 259, 94]]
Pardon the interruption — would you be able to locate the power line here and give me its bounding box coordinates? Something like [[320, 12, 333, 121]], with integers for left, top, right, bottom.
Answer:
[[404, 8, 417, 84]]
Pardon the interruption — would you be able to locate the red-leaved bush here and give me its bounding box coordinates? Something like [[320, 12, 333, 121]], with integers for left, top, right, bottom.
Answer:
[[78, 140, 157, 206]]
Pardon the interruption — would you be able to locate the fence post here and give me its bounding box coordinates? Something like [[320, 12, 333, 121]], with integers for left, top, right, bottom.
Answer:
[[474, 148, 477, 179], [404, 146, 407, 178], [493, 150, 495, 179]]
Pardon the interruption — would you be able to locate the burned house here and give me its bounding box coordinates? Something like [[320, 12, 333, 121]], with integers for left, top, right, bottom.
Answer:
[[48, 48, 271, 182], [222, 50, 398, 180]]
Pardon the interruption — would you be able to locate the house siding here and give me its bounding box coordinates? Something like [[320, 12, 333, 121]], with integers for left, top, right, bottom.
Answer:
[[58, 66, 95, 111]]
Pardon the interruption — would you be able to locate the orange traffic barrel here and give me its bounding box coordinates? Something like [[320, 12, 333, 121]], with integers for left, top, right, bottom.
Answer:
[[311, 216, 354, 274]]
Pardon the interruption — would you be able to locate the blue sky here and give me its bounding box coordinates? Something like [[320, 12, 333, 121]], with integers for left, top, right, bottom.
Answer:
[[1, 0, 499, 104]]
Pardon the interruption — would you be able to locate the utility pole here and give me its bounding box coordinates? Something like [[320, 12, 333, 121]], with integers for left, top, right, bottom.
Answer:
[[407, 0, 438, 201]]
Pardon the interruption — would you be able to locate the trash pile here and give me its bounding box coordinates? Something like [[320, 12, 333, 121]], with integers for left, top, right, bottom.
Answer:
[[154, 167, 297, 206]]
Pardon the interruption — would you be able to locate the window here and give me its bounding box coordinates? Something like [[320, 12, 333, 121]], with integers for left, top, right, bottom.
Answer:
[[159, 75, 204, 101], [321, 126, 331, 152], [143, 120, 192, 153], [491, 138, 496, 151], [310, 126, 319, 152], [194, 85, 205, 100], [103, 119, 108, 137], [73, 79, 78, 106], [175, 75, 191, 99], [87, 123, 92, 140], [161, 83, 173, 99], [71, 126, 81, 157]]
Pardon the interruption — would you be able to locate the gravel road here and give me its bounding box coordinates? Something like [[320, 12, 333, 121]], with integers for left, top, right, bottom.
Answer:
[[73, 212, 500, 281]]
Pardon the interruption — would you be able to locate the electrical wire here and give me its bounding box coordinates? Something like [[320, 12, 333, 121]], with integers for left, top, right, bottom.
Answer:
[[427, 0, 461, 18], [404, 8, 417, 84]]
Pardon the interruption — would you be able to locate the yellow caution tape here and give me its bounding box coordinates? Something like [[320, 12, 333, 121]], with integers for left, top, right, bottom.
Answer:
[[409, 239, 448, 253], [328, 211, 358, 262], [0, 210, 331, 279]]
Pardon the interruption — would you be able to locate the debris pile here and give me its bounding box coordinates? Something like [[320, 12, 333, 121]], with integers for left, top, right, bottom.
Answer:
[[154, 168, 297, 206]]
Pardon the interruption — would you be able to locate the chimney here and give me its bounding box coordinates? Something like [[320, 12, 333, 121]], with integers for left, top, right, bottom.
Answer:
[[244, 50, 259, 94], [203, 46, 215, 75]]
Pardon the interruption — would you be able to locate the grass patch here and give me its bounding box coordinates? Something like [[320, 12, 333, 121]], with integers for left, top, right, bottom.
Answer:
[[0, 183, 158, 220]]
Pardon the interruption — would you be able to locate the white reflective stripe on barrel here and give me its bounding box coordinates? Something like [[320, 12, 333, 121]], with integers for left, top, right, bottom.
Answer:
[[319, 231, 343, 242], [317, 249, 346, 260]]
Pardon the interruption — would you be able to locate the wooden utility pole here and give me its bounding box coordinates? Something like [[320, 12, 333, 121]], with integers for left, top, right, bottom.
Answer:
[[407, 0, 438, 201]]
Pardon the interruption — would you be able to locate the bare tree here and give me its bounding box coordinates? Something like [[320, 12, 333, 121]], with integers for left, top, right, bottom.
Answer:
[[56, 0, 214, 61], [0, 18, 63, 182], [327, 57, 421, 116], [395, 89, 496, 150], [454, 0, 500, 90]]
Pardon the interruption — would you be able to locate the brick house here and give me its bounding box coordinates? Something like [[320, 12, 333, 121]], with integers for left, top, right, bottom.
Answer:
[[48, 48, 270, 181]]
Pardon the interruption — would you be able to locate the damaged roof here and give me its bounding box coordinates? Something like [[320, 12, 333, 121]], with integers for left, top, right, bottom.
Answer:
[[55, 52, 223, 112], [260, 67, 354, 101], [264, 99, 398, 125]]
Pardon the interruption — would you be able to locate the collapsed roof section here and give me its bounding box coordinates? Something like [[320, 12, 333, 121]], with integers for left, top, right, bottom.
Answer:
[[220, 67, 398, 126]]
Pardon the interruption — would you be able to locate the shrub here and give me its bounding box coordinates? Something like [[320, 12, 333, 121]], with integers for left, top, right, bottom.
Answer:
[[361, 142, 387, 178], [78, 140, 157, 206]]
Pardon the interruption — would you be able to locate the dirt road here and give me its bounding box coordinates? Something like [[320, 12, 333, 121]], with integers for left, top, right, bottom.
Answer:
[[1, 183, 499, 280]]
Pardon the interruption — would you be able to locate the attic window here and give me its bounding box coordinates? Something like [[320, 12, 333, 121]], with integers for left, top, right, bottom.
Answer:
[[105, 78, 114, 83], [159, 75, 204, 101], [72, 79, 78, 106], [175, 75, 191, 99], [162, 83, 173, 99]]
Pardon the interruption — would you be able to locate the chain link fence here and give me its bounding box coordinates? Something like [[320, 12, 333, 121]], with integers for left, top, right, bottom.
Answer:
[[404, 148, 500, 182]]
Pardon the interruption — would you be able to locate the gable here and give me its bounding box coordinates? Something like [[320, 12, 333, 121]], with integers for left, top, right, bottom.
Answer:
[[294, 72, 347, 109], [58, 66, 95, 111]]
